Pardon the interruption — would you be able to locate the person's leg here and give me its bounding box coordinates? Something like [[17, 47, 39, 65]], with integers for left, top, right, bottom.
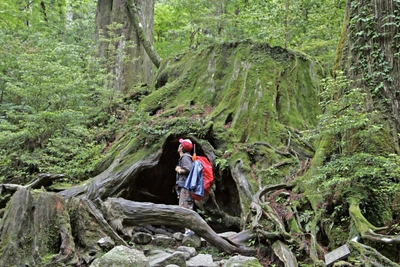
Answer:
[[178, 188, 195, 236], [178, 188, 193, 209]]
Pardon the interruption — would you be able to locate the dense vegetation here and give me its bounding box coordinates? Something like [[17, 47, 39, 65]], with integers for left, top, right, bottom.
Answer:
[[1, 0, 400, 266], [0, 0, 345, 184]]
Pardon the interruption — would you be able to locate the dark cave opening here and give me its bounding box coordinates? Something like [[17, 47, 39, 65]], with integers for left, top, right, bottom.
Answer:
[[121, 136, 242, 232]]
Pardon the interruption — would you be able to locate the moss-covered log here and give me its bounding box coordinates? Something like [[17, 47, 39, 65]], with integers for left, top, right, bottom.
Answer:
[[103, 197, 255, 255]]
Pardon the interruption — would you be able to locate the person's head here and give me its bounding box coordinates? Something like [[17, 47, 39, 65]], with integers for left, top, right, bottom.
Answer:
[[178, 138, 193, 154]]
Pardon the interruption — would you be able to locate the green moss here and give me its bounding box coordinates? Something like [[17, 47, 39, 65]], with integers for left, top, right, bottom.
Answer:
[[325, 225, 350, 249]]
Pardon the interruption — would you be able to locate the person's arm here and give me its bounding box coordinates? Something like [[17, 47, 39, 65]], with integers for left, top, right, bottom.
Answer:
[[180, 156, 192, 174]]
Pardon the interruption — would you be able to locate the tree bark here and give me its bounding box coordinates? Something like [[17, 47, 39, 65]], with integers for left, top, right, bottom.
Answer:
[[103, 197, 255, 255], [336, 0, 400, 153], [0, 188, 77, 267], [96, 0, 154, 92]]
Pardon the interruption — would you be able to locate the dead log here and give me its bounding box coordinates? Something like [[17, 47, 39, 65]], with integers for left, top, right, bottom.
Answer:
[[103, 197, 255, 256], [26, 173, 66, 189], [61, 151, 162, 200]]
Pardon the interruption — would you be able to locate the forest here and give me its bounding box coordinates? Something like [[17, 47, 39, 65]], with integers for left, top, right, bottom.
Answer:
[[0, 0, 399, 266]]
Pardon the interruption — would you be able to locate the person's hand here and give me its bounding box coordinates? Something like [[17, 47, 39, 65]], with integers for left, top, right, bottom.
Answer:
[[175, 166, 181, 173]]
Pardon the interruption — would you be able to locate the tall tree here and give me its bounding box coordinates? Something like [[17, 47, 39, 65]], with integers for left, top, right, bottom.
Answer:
[[301, 0, 400, 263], [336, 0, 400, 153], [95, 0, 155, 93]]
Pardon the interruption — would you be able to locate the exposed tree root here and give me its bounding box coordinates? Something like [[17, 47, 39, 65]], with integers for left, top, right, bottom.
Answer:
[[349, 198, 400, 243], [249, 183, 293, 234], [272, 240, 299, 267], [348, 239, 400, 267]]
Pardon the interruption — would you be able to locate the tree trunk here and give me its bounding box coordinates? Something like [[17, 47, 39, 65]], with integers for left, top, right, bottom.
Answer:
[[336, 0, 400, 153], [96, 0, 154, 92], [300, 0, 400, 265], [0, 188, 77, 267]]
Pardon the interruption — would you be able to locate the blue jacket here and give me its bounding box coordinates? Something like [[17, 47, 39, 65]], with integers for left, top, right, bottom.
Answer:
[[184, 160, 204, 197]]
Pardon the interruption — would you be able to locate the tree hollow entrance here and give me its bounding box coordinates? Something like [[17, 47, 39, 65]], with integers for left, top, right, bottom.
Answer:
[[120, 136, 241, 232]]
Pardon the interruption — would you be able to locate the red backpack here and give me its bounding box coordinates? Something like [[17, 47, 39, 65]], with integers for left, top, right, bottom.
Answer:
[[191, 156, 214, 201]]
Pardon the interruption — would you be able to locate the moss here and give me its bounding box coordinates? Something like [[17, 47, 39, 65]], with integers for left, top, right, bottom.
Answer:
[[325, 225, 350, 249], [150, 42, 321, 147], [348, 198, 378, 234]]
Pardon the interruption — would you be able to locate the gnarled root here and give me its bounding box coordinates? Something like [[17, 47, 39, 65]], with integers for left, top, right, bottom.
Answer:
[[348, 239, 400, 267], [349, 198, 400, 243]]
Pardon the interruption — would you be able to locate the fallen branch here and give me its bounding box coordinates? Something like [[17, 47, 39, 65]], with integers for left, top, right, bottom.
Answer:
[[103, 198, 255, 256], [26, 173, 66, 189]]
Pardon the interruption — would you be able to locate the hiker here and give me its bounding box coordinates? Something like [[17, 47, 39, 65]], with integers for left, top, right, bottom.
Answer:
[[175, 138, 195, 236]]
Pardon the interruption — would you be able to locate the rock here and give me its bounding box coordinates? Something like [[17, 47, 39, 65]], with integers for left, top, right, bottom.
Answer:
[[173, 232, 185, 241], [148, 251, 187, 267], [97, 236, 115, 252], [121, 226, 135, 237], [89, 245, 149, 267], [153, 234, 177, 247], [133, 232, 153, 245], [90, 228, 260, 267], [221, 255, 262, 267], [135, 226, 155, 234], [218, 231, 237, 238], [155, 227, 173, 236], [182, 234, 202, 248], [186, 254, 217, 267], [177, 245, 197, 259]]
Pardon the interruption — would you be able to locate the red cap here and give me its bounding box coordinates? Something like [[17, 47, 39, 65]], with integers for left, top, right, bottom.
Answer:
[[179, 138, 193, 152]]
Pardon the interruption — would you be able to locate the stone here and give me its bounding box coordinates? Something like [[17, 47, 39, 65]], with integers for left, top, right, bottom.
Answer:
[[221, 255, 262, 267], [186, 254, 217, 267], [153, 234, 177, 247], [121, 226, 135, 237], [148, 251, 186, 267], [324, 244, 351, 267], [89, 245, 149, 267], [182, 234, 202, 248], [133, 232, 153, 245], [176, 245, 197, 258], [97, 236, 115, 251], [173, 232, 185, 241], [218, 231, 237, 238], [155, 227, 172, 236]]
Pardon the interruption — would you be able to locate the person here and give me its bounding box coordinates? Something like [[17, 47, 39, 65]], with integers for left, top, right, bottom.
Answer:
[[175, 138, 195, 236]]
